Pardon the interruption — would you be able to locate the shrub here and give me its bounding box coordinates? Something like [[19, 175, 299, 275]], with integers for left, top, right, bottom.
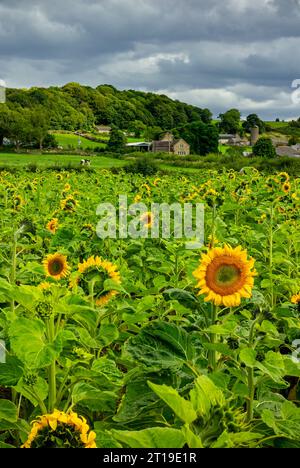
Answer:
[[124, 157, 158, 176], [253, 137, 276, 158]]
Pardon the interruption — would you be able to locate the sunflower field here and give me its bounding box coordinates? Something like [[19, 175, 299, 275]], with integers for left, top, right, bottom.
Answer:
[[0, 167, 299, 449]]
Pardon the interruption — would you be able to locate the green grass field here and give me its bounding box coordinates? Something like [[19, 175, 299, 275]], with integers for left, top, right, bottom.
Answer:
[[265, 121, 289, 129], [53, 133, 107, 150], [53, 132, 145, 149], [0, 153, 126, 169]]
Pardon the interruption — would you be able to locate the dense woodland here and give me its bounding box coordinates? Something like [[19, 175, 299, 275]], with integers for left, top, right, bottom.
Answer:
[[2, 83, 211, 131]]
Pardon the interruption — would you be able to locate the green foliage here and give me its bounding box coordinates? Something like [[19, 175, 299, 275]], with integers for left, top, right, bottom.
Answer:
[[108, 127, 127, 152], [218, 109, 241, 134], [176, 121, 219, 155], [124, 157, 158, 176], [288, 135, 298, 146], [4, 83, 209, 137], [253, 137, 277, 158], [242, 114, 265, 134]]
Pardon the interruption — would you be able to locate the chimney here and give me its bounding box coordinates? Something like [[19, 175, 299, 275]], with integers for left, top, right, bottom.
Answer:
[[250, 126, 259, 146]]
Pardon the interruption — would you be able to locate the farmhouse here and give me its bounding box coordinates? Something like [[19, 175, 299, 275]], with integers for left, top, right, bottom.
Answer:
[[151, 133, 190, 155], [218, 133, 248, 146], [95, 125, 111, 134]]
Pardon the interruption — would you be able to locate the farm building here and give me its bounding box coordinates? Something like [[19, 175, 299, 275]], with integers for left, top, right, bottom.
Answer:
[[151, 133, 190, 155], [219, 133, 248, 146], [126, 142, 152, 151], [95, 125, 111, 133]]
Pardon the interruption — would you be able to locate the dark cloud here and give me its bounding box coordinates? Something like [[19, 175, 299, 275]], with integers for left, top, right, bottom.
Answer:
[[0, 0, 299, 118]]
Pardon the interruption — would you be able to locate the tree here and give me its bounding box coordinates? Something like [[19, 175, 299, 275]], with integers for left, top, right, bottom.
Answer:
[[179, 121, 219, 155], [253, 137, 276, 158], [242, 114, 265, 134], [0, 105, 11, 145], [128, 120, 146, 138], [108, 127, 127, 152], [29, 108, 50, 149], [144, 126, 162, 141], [7, 110, 32, 150], [218, 109, 241, 134], [200, 108, 213, 124]]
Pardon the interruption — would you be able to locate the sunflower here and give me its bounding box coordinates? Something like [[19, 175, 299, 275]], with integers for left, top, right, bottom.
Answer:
[[46, 218, 59, 234], [193, 245, 257, 307], [142, 183, 151, 194], [60, 196, 78, 212], [64, 183, 71, 192], [56, 174, 63, 181], [140, 211, 154, 228], [277, 172, 290, 183], [282, 182, 291, 194], [207, 235, 220, 248], [21, 410, 96, 449], [38, 282, 52, 290], [43, 253, 69, 280], [70, 256, 121, 306], [134, 194, 142, 204], [291, 294, 300, 305], [13, 195, 24, 209], [153, 178, 161, 186]]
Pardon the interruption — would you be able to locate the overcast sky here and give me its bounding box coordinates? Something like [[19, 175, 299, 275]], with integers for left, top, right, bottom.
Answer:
[[0, 0, 300, 119]]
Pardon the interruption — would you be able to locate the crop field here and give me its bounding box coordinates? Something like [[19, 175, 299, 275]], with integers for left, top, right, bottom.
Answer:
[[0, 167, 299, 449]]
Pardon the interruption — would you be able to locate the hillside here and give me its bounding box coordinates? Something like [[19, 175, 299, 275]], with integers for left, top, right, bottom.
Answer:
[[4, 83, 212, 132]]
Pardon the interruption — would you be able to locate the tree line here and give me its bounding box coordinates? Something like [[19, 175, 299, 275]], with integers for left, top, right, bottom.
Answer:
[[0, 81, 284, 156]]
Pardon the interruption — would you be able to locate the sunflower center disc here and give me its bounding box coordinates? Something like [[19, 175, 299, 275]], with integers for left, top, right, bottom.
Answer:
[[50, 260, 64, 275], [216, 264, 240, 286]]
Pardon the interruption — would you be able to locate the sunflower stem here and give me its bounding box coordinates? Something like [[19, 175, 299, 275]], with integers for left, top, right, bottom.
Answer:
[[48, 316, 57, 412], [208, 304, 218, 372], [246, 314, 261, 423], [10, 231, 18, 316], [269, 204, 274, 309], [211, 204, 217, 248]]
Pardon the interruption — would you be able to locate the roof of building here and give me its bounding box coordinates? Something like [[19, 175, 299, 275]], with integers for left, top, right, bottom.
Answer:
[[219, 134, 237, 138], [152, 138, 189, 149], [126, 142, 151, 147], [276, 146, 300, 157]]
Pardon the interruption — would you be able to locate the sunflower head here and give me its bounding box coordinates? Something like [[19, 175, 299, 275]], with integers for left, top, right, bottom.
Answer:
[[46, 218, 59, 234], [142, 183, 151, 194], [153, 178, 161, 187], [277, 172, 290, 183], [291, 294, 300, 312], [70, 256, 121, 306], [140, 211, 154, 228], [134, 194, 142, 204], [13, 195, 24, 209], [21, 410, 97, 449], [60, 196, 78, 212], [80, 224, 95, 238], [38, 282, 52, 291], [193, 245, 257, 307], [282, 182, 291, 194], [43, 253, 69, 281]]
